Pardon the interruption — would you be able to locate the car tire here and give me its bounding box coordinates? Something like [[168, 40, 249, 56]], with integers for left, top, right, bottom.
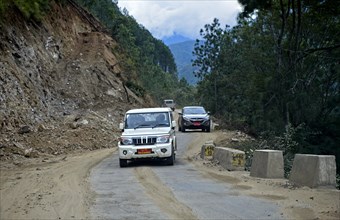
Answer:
[[119, 159, 128, 167], [166, 148, 175, 166], [206, 126, 211, 132], [182, 127, 186, 132]]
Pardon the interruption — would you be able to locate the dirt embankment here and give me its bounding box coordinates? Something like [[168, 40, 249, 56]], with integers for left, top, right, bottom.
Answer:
[[0, 1, 151, 163]]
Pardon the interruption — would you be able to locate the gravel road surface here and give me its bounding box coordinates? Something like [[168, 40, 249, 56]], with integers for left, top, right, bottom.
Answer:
[[90, 132, 285, 219]]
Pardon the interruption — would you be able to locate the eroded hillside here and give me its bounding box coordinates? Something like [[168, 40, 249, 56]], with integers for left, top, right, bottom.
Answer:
[[0, 1, 149, 162]]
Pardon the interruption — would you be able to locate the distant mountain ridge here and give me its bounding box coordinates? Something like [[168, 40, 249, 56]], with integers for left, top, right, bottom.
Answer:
[[162, 33, 192, 46], [168, 40, 200, 85]]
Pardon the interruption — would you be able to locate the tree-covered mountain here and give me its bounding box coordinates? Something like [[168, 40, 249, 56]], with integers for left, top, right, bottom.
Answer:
[[168, 40, 199, 85], [193, 0, 340, 173]]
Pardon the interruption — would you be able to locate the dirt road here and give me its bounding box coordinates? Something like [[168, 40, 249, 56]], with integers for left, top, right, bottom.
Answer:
[[90, 132, 285, 219], [1, 130, 339, 219], [0, 149, 114, 219]]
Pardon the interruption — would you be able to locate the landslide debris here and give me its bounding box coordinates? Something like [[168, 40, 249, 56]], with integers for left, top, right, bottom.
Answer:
[[0, 1, 149, 163]]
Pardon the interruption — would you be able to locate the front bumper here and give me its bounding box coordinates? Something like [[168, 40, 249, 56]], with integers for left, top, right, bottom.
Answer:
[[183, 119, 210, 129], [118, 143, 173, 160]]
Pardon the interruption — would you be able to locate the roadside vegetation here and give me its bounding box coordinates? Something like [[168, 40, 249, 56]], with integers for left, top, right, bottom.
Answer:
[[192, 0, 339, 177], [0, 0, 53, 20]]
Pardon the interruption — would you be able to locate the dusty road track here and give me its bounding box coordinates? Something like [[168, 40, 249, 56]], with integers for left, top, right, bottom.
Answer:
[[134, 167, 197, 219]]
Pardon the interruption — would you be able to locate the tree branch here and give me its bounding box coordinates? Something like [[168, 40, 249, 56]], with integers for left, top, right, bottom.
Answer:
[[305, 44, 340, 53]]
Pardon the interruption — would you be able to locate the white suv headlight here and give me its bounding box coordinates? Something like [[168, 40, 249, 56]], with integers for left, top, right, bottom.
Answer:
[[120, 137, 133, 145], [156, 135, 170, 143]]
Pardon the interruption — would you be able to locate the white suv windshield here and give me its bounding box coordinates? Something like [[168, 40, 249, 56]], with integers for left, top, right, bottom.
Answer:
[[125, 112, 170, 129]]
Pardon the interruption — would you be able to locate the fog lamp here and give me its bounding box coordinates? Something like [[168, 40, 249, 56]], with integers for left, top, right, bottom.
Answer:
[[161, 148, 167, 153]]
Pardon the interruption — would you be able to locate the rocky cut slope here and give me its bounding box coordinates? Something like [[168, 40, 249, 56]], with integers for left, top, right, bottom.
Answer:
[[0, 1, 147, 161]]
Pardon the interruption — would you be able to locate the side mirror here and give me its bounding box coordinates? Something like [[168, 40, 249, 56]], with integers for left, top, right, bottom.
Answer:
[[178, 112, 183, 115], [172, 120, 177, 128], [119, 123, 124, 130], [207, 111, 210, 115]]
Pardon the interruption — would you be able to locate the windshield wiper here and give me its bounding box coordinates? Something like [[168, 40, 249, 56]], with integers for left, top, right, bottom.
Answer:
[[152, 123, 168, 128]]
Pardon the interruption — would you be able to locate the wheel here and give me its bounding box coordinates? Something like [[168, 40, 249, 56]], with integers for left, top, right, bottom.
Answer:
[[165, 148, 175, 166], [182, 123, 186, 132], [206, 126, 211, 132], [178, 125, 181, 131], [119, 159, 128, 167]]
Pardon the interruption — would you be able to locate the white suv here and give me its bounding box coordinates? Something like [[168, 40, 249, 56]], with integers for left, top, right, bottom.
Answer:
[[118, 107, 177, 167], [163, 99, 176, 111]]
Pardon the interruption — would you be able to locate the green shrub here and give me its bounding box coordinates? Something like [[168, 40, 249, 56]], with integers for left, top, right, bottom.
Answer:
[[238, 124, 306, 177], [13, 0, 50, 20], [125, 81, 146, 97], [0, 0, 12, 16]]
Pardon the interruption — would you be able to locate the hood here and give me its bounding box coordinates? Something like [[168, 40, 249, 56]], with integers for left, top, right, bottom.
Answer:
[[122, 127, 170, 136]]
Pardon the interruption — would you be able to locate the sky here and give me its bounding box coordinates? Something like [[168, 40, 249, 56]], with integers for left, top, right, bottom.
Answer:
[[117, 0, 243, 40]]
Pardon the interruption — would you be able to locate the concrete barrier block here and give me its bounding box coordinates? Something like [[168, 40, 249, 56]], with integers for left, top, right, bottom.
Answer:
[[212, 123, 219, 130], [200, 141, 215, 159], [213, 147, 245, 171], [289, 154, 336, 188], [250, 150, 284, 178]]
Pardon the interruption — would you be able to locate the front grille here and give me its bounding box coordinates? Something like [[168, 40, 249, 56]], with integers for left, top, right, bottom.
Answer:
[[133, 137, 157, 145], [189, 118, 204, 122]]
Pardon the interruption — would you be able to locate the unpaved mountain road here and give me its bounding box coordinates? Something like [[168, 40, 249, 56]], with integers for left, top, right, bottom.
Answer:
[[1, 131, 339, 220], [90, 132, 284, 219]]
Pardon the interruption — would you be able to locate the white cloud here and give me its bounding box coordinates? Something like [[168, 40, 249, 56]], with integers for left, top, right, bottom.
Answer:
[[118, 0, 242, 40]]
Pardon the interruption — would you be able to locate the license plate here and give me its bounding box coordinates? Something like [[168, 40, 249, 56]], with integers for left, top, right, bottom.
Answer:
[[193, 122, 201, 126], [137, 149, 152, 154]]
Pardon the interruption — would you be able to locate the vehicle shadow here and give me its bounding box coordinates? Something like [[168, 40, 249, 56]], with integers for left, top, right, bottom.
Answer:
[[179, 129, 209, 133], [122, 156, 186, 168], [126, 159, 167, 167]]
